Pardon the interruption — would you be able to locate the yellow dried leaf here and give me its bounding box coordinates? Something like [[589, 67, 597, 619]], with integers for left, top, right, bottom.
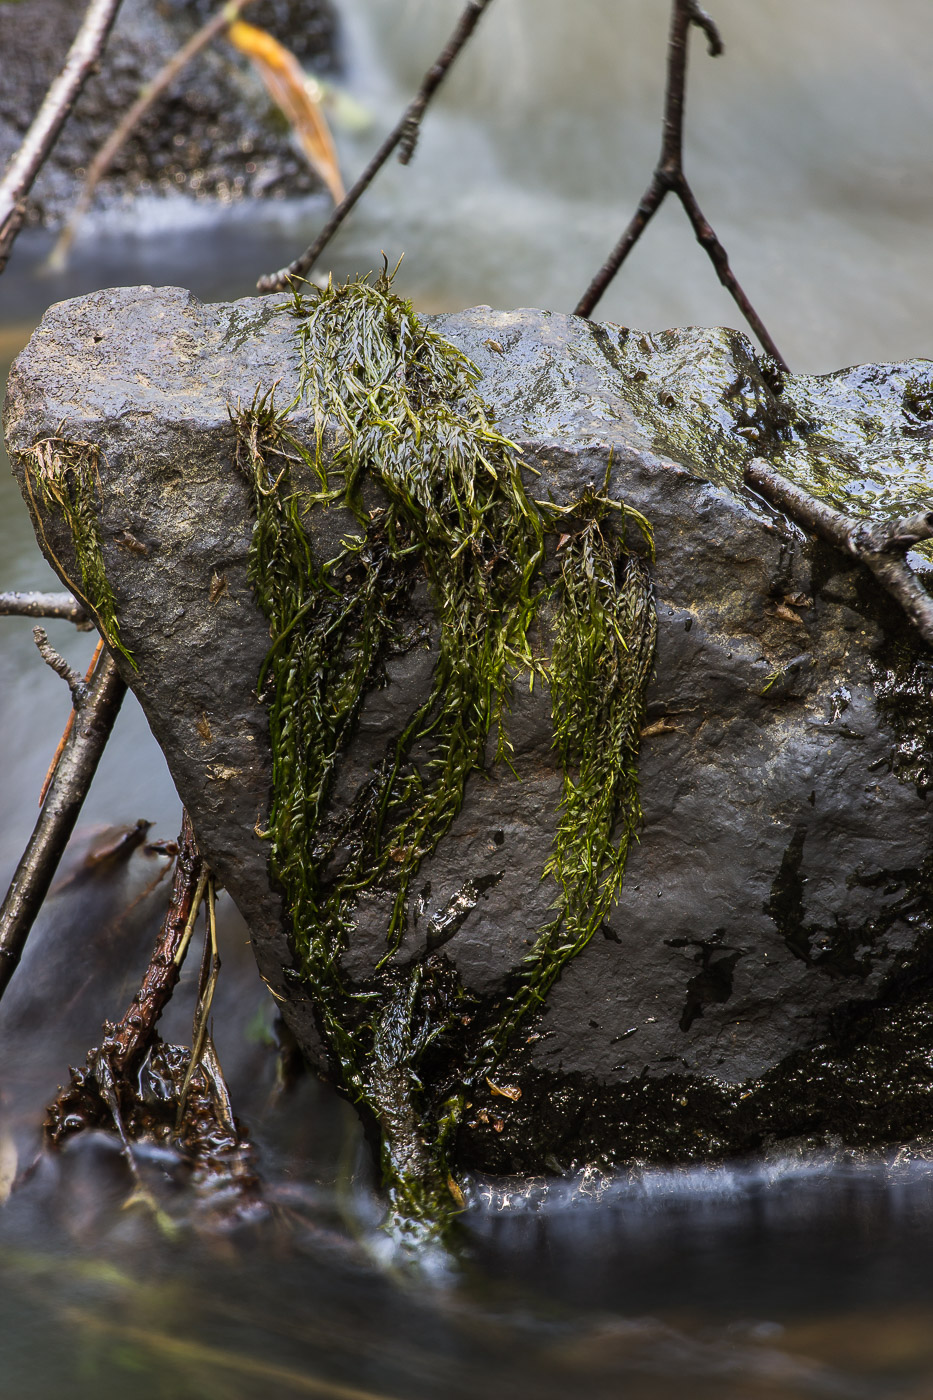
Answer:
[[227, 20, 345, 205], [486, 1076, 522, 1101]]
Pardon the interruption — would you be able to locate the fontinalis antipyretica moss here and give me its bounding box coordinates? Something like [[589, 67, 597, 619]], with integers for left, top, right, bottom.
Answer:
[[234, 267, 658, 1246]]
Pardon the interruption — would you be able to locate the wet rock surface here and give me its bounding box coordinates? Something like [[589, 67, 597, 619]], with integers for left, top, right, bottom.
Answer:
[[0, 0, 338, 227], [6, 283, 933, 1170]]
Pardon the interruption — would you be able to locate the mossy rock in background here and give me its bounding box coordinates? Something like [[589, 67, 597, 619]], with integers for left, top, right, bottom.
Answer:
[[6, 283, 933, 1216]]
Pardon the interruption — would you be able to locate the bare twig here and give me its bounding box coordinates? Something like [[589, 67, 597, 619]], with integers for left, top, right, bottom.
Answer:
[[0, 590, 89, 625], [38, 636, 105, 806], [256, 0, 496, 293], [745, 458, 933, 646], [100, 812, 206, 1075], [0, 650, 126, 1001], [47, 0, 258, 271], [177, 875, 220, 1125], [574, 0, 787, 370], [0, 0, 124, 276], [32, 625, 89, 707]]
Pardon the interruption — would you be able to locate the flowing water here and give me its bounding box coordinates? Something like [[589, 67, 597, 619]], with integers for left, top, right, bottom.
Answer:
[[4, 1, 933, 1395]]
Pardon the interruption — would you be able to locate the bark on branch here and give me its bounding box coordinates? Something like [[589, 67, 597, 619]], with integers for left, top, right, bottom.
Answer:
[[101, 811, 206, 1076], [574, 0, 786, 370], [256, 0, 496, 293], [0, 590, 90, 625], [0, 649, 126, 1000], [0, 0, 124, 275], [745, 457, 933, 646], [33, 625, 89, 707]]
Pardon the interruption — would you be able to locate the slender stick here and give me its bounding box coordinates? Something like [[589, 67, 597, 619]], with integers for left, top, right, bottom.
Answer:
[[32, 626, 89, 708], [0, 650, 126, 1001], [0, 591, 89, 624], [47, 0, 258, 271], [38, 636, 105, 806], [256, 0, 496, 293], [574, 0, 787, 370], [0, 0, 124, 275], [745, 458, 933, 646], [100, 812, 206, 1075], [176, 876, 220, 1124]]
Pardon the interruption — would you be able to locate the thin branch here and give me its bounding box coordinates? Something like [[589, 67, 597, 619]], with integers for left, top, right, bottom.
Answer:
[[47, 0, 258, 271], [99, 812, 206, 1076], [38, 636, 105, 806], [32, 625, 89, 707], [574, 0, 786, 370], [256, 0, 496, 293], [0, 0, 124, 276], [0, 590, 89, 625], [177, 876, 220, 1125], [745, 458, 933, 646], [0, 649, 126, 1001]]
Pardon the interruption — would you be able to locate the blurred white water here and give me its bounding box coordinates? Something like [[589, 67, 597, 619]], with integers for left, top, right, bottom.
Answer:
[[324, 0, 933, 372]]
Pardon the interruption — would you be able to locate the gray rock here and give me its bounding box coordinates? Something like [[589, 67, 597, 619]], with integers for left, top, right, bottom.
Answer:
[[6, 283, 933, 1173], [0, 0, 338, 228]]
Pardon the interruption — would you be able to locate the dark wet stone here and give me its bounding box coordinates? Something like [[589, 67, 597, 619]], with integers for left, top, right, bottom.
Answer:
[[6, 283, 933, 1169], [0, 0, 338, 228]]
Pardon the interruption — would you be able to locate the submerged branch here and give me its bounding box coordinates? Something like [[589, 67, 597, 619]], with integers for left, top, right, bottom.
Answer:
[[574, 0, 786, 369], [256, 0, 496, 292], [0, 0, 124, 275], [101, 812, 206, 1075], [745, 458, 933, 646], [0, 590, 89, 624], [0, 649, 126, 1001], [47, 0, 258, 271]]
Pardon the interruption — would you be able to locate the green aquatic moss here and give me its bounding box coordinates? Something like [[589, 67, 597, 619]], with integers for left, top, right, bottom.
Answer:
[[489, 484, 657, 1060], [236, 270, 657, 1240], [23, 435, 133, 665]]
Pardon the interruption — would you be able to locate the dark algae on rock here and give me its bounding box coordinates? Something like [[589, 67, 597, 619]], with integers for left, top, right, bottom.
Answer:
[[233, 271, 657, 1237], [6, 283, 933, 1238]]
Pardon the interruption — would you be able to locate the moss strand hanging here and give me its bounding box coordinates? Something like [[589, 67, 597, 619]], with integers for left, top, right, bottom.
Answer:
[[236, 269, 658, 1239]]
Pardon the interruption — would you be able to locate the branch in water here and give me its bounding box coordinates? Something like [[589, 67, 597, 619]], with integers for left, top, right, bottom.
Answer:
[[0, 0, 124, 275], [0, 648, 126, 1001], [745, 457, 933, 646], [256, 0, 496, 293], [100, 812, 206, 1076], [574, 0, 786, 370]]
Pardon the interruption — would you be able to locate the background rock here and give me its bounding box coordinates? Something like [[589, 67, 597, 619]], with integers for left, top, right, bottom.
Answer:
[[6, 283, 933, 1172], [0, 0, 338, 227]]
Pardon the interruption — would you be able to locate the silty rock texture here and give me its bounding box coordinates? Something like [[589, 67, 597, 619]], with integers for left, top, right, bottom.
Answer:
[[6, 282, 933, 1176], [0, 0, 338, 227]]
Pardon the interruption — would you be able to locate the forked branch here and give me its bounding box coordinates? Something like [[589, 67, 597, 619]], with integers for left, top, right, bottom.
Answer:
[[256, 0, 496, 293], [33, 625, 89, 707], [574, 0, 786, 370], [746, 458, 933, 646], [0, 0, 124, 275]]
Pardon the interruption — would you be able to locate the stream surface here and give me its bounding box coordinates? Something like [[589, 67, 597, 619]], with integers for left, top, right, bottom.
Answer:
[[3, 1, 933, 1395]]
